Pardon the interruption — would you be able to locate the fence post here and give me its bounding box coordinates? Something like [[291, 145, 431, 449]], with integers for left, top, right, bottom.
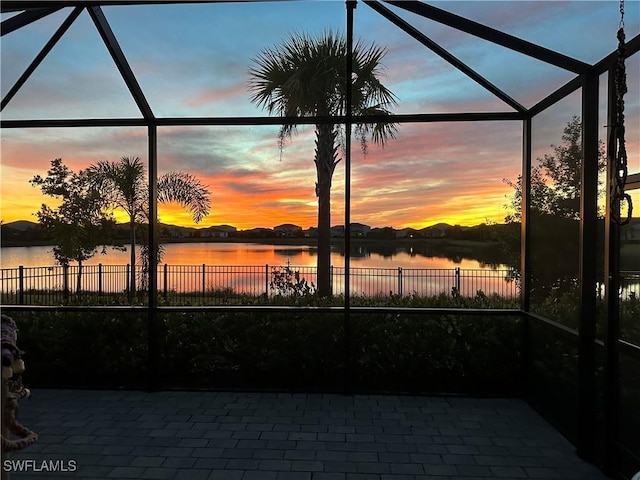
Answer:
[[126, 264, 130, 297], [398, 267, 403, 296], [18, 266, 24, 305], [202, 263, 206, 303], [98, 263, 103, 297], [163, 264, 168, 301], [455, 267, 461, 294], [63, 264, 69, 304], [265, 264, 269, 297], [330, 265, 333, 293]]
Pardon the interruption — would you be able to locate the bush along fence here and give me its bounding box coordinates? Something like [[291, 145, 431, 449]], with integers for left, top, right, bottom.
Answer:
[[9, 308, 524, 395], [0, 263, 521, 306]]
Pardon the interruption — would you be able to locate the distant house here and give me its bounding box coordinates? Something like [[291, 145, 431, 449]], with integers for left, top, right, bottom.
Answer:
[[242, 227, 273, 238], [395, 228, 418, 239], [623, 222, 640, 241], [218, 225, 237, 233], [369, 227, 396, 239], [208, 225, 237, 238], [304, 227, 318, 238], [421, 223, 449, 238], [350, 223, 371, 238], [330, 223, 371, 238], [0, 220, 42, 245], [331, 225, 345, 237], [166, 226, 196, 238], [274, 224, 302, 237]]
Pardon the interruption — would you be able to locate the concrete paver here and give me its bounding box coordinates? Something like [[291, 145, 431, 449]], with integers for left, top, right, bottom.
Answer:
[[4, 389, 609, 479]]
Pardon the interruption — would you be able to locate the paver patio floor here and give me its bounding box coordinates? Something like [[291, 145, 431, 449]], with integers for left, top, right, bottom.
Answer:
[[4, 389, 609, 479]]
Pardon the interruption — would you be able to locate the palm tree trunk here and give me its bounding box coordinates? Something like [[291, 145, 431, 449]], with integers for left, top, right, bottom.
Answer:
[[129, 219, 136, 302], [315, 124, 339, 298]]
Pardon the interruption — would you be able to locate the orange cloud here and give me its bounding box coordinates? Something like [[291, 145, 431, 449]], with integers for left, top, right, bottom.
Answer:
[[1, 119, 524, 230]]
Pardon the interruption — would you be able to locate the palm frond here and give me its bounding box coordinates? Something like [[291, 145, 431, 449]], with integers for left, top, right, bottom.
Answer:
[[248, 30, 397, 149], [86, 156, 147, 215], [157, 172, 211, 223]]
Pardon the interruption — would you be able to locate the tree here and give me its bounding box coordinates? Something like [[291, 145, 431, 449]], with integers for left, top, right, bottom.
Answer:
[[505, 116, 605, 222], [30, 158, 118, 295], [249, 31, 397, 297], [87, 156, 211, 301], [503, 116, 606, 300]]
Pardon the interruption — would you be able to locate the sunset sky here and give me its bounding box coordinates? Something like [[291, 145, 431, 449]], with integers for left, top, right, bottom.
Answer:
[[1, 1, 639, 230]]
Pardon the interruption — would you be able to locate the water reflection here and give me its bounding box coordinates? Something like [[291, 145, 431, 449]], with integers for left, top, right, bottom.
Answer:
[[273, 248, 308, 258], [1, 242, 520, 298], [333, 242, 511, 269], [4, 242, 637, 300], [0, 242, 512, 270]]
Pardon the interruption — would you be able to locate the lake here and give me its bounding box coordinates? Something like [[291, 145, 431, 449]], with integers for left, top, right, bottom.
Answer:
[[0, 242, 517, 299], [0, 242, 508, 270], [2, 242, 637, 301]]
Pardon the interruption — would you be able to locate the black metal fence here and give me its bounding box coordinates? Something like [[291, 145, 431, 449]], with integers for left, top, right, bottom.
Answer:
[[0, 263, 521, 305]]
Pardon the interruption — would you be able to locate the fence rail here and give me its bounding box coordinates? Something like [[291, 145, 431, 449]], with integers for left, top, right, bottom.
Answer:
[[0, 263, 525, 306], [3, 264, 639, 307]]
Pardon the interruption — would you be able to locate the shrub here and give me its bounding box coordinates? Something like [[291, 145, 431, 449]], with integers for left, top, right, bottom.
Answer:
[[269, 261, 316, 299]]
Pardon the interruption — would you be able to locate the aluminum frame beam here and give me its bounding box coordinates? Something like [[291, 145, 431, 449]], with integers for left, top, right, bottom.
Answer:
[[604, 65, 621, 477], [1, 1, 273, 11], [87, 6, 154, 121], [1, 7, 83, 111], [577, 69, 599, 462], [626, 173, 640, 190], [364, 1, 526, 113], [0, 112, 524, 129], [1, 6, 63, 36], [385, 0, 591, 74], [530, 33, 640, 117], [593, 33, 640, 75]]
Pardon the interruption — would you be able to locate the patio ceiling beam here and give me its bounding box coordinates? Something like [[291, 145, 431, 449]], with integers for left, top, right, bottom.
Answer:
[[0, 111, 524, 129], [1, 1, 274, 10], [1, 6, 64, 36], [385, 0, 591, 74], [87, 6, 154, 121], [364, 1, 526, 113], [593, 33, 640, 75], [556, 32, 640, 128], [175, 113, 524, 123], [528, 75, 582, 118], [1, 7, 83, 111], [626, 173, 640, 191], [529, 32, 639, 117]]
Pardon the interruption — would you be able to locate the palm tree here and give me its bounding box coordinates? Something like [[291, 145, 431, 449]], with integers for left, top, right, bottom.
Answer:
[[249, 31, 397, 297], [87, 156, 211, 301]]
